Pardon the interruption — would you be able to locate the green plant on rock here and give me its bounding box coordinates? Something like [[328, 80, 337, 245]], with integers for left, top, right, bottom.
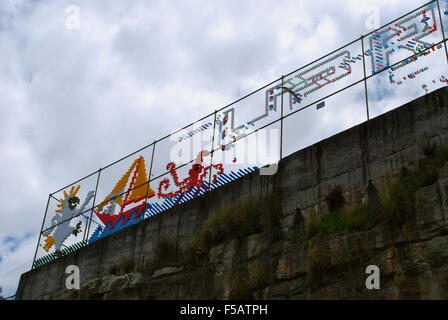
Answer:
[[153, 235, 178, 264], [380, 175, 417, 222], [305, 202, 377, 239], [138, 235, 180, 276], [416, 146, 448, 185], [305, 145, 448, 240], [185, 193, 282, 259], [306, 240, 331, 287]]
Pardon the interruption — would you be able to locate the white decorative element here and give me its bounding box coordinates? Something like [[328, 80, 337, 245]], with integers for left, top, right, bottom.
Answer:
[[266, 50, 352, 111], [216, 108, 257, 148], [101, 190, 123, 215], [43, 190, 95, 251], [368, 5, 438, 74], [216, 50, 352, 149]]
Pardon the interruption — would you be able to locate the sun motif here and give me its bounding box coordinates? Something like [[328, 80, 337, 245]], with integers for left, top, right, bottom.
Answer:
[[43, 185, 82, 252], [55, 185, 81, 213]]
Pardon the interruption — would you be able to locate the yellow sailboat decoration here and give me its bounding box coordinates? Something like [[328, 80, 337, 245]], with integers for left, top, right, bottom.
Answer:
[[95, 156, 155, 227]]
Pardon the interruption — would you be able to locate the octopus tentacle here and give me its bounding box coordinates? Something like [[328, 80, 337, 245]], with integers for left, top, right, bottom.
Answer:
[[166, 162, 183, 187]]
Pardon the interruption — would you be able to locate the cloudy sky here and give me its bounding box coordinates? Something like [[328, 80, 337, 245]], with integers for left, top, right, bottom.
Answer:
[[0, 0, 446, 297]]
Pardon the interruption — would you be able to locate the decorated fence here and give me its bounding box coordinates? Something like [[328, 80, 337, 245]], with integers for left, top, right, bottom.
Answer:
[[32, 0, 448, 270]]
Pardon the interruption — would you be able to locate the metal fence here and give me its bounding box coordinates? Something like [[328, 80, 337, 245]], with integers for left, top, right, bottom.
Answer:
[[31, 0, 448, 269]]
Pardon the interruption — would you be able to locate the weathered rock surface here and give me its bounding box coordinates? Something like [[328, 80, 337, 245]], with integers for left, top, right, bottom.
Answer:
[[66, 168, 448, 299]]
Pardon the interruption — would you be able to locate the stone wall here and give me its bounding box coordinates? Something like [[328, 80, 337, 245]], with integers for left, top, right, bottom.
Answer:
[[16, 87, 448, 299]]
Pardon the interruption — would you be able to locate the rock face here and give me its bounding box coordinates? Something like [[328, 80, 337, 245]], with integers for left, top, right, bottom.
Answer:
[[67, 165, 448, 299], [17, 87, 448, 300]]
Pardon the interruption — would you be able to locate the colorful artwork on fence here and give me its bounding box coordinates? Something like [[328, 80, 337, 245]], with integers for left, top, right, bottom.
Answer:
[[37, 2, 448, 268], [213, 5, 441, 149], [94, 156, 155, 232], [157, 150, 224, 198], [263, 4, 441, 117], [216, 110, 257, 151], [368, 5, 439, 75], [42, 186, 95, 252], [178, 122, 213, 142], [88, 166, 259, 244], [265, 50, 353, 113], [388, 66, 430, 85]]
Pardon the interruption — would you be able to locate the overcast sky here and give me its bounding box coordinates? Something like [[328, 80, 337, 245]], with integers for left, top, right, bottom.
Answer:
[[1, 0, 446, 297]]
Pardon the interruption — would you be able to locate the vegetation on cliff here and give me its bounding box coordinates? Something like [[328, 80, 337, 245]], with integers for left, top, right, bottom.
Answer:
[[185, 193, 282, 257], [306, 144, 448, 239]]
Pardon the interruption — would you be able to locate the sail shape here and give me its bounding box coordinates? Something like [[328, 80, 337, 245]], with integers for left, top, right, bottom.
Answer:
[[127, 156, 155, 205], [97, 156, 154, 211]]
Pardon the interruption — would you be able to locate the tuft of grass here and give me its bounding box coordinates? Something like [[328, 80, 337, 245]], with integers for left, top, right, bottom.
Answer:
[[380, 175, 417, 222], [306, 202, 378, 239], [153, 235, 178, 264], [381, 145, 448, 221], [415, 146, 448, 186], [185, 193, 282, 259], [138, 236, 180, 276], [306, 240, 331, 287]]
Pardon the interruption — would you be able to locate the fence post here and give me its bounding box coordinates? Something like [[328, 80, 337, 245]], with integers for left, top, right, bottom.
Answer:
[[84, 168, 101, 243], [436, 0, 448, 63], [31, 194, 51, 269], [280, 76, 285, 160], [361, 35, 370, 121], [144, 141, 157, 215], [208, 110, 218, 189]]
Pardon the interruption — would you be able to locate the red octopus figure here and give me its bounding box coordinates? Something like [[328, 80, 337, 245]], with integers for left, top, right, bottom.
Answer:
[[158, 150, 224, 198]]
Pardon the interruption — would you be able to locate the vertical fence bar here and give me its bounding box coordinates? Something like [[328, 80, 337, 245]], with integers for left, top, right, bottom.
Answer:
[[31, 194, 51, 269], [280, 75, 284, 161], [208, 111, 218, 189], [436, 0, 448, 63], [84, 169, 101, 243], [148, 141, 156, 181], [360, 35, 370, 121], [145, 142, 156, 212]]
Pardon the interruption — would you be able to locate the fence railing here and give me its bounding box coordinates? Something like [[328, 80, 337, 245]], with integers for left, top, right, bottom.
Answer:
[[31, 0, 448, 270]]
